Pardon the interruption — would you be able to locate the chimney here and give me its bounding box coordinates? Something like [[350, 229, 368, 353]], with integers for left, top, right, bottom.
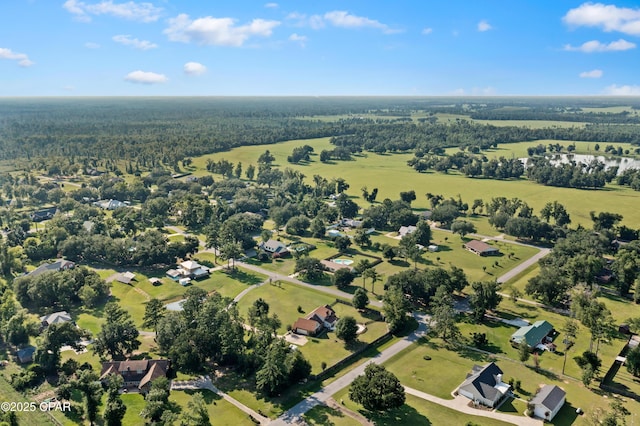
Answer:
[[496, 374, 502, 384]]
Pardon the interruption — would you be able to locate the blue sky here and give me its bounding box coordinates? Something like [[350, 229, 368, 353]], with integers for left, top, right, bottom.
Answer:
[[2, 0, 640, 96]]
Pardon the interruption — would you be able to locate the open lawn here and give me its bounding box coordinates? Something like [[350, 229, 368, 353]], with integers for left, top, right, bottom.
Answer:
[[303, 404, 360, 426], [0, 374, 56, 425], [332, 388, 512, 426], [215, 369, 321, 419], [236, 281, 388, 374], [83, 265, 265, 330], [169, 389, 256, 426], [384, 336, 639, 425], [191, 137, 640, 229]]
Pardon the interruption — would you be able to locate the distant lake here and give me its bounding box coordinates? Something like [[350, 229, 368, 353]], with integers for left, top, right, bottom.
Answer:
[[520, 154, 640, 175]]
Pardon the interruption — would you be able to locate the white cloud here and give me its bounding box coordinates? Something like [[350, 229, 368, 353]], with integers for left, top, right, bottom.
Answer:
[[84, 42, 101, 49], [183, 62, 207, 75], [289, 33, 307, 47], [63, 0, 162, 23], [580, 69, 603, 78], [604, 84, 640, 95], [421, 27, 433, 35], [124, 70, 168, 84], [286, 10, 399, 33], [477, 20, 492, 32], [323, 10, 400, 34], [113, 34, 158, 50], [563, 2, 640, 35], [164, 14, 280, 46], [264, 2, 278, 8], [563, 38, 636, 52], [0, 47, 34, 67]]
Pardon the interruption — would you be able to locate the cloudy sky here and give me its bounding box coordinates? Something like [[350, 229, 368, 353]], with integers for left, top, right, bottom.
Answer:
[[2, 1, 640, 96]]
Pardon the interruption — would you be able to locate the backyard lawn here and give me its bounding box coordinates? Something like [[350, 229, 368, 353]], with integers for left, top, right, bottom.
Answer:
[[303, 404, 360, 426], [332, 388, 513, 426], [236, 281, 388, 374], [383, 336, 638, 425]]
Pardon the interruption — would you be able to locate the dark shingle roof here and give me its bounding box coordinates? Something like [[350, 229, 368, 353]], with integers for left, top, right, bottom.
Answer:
[[531, 385, 566, 411], [459, 362, 504, 401]]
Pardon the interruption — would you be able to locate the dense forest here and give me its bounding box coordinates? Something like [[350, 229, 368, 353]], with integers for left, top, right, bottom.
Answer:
[[2, 98, 640, 168]]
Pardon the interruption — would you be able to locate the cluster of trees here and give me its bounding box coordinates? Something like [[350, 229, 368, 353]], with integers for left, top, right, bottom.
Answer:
[[319, 146, 353, 162], [617, 168, 640, 191], [526, 158, 616, 189], [407, 151, 525, 180], [152, 289, 311, 396], [287, 145, 314, 163], [13, 267, 108, 310], [526, 229, 608, 304]]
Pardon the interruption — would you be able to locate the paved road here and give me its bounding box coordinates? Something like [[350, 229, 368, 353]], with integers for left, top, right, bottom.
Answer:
[[237, 261, 383, 308], [404, 387, 543, 426], [269, 313, 429, 425], [496, 247, 550, 284]]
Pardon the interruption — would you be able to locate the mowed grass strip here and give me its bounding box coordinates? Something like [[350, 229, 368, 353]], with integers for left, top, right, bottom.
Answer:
[[332, 388, 512, 426]]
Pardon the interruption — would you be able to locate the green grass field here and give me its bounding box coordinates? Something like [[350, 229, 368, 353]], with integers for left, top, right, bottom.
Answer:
[[191, 137, 640, 229], [303, 404, 360, 426], [332, 388, 512, 426], [383, 337, 636, 426]]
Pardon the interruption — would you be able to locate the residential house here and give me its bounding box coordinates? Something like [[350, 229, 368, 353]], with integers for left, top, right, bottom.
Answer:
[[16, 346, 36, 364], [320, 259, 354, 273], [510, 320, 554, 350], [94, 199, 127, 210], [99, 359, 170, 393], [166, 260, 209, 281], [464, 240, 501, 256], [292, 318, 323, 336], [292, 305, 339, 336], [30, 207, 57, 222], [398, 225, 417, 238], [530, 385, 566, 421], [27, 259, 75, 278], [260, 239, 289, 256], [307, 305, 339, 330], [457, 362, 510, 408], [40, 311, 72, 327], [340, 218, 363, 228]]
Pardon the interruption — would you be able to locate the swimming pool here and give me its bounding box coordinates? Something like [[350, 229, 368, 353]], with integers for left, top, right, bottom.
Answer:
[[333, 259, 354, 265]]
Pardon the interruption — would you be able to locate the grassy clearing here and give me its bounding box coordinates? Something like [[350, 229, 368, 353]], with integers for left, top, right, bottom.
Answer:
[[0, 374, 55, 425], [383, 337, 637, 425], [191, 137, 640, 229], [332, 388, 512, 426], [169, 389, 256, 426], [236, 281, 388, 374], [303, 404, 360, 426]]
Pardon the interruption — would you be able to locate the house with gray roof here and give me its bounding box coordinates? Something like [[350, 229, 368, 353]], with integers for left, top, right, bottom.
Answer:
[[457, 362, 510, 408], [40, 311, 72, 327], [260, 239, 289, 255], [530, 385, 566, 421], [27, 259, 75, 278]]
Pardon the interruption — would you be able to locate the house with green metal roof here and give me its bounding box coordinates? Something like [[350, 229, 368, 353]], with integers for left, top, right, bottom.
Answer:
[[510, 320, 553, 349]]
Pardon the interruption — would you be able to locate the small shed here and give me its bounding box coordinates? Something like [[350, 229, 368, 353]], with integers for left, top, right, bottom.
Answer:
[[428, 244, 439, 252], [530, 385, 566, 421], [178, 277, 191, 287], [149, 277, 162, 286]]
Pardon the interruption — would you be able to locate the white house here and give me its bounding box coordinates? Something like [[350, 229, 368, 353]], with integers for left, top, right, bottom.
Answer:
[[457, 363, 510, 408], [398, 225, 417, 238], [530, 385, 566, 421]]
